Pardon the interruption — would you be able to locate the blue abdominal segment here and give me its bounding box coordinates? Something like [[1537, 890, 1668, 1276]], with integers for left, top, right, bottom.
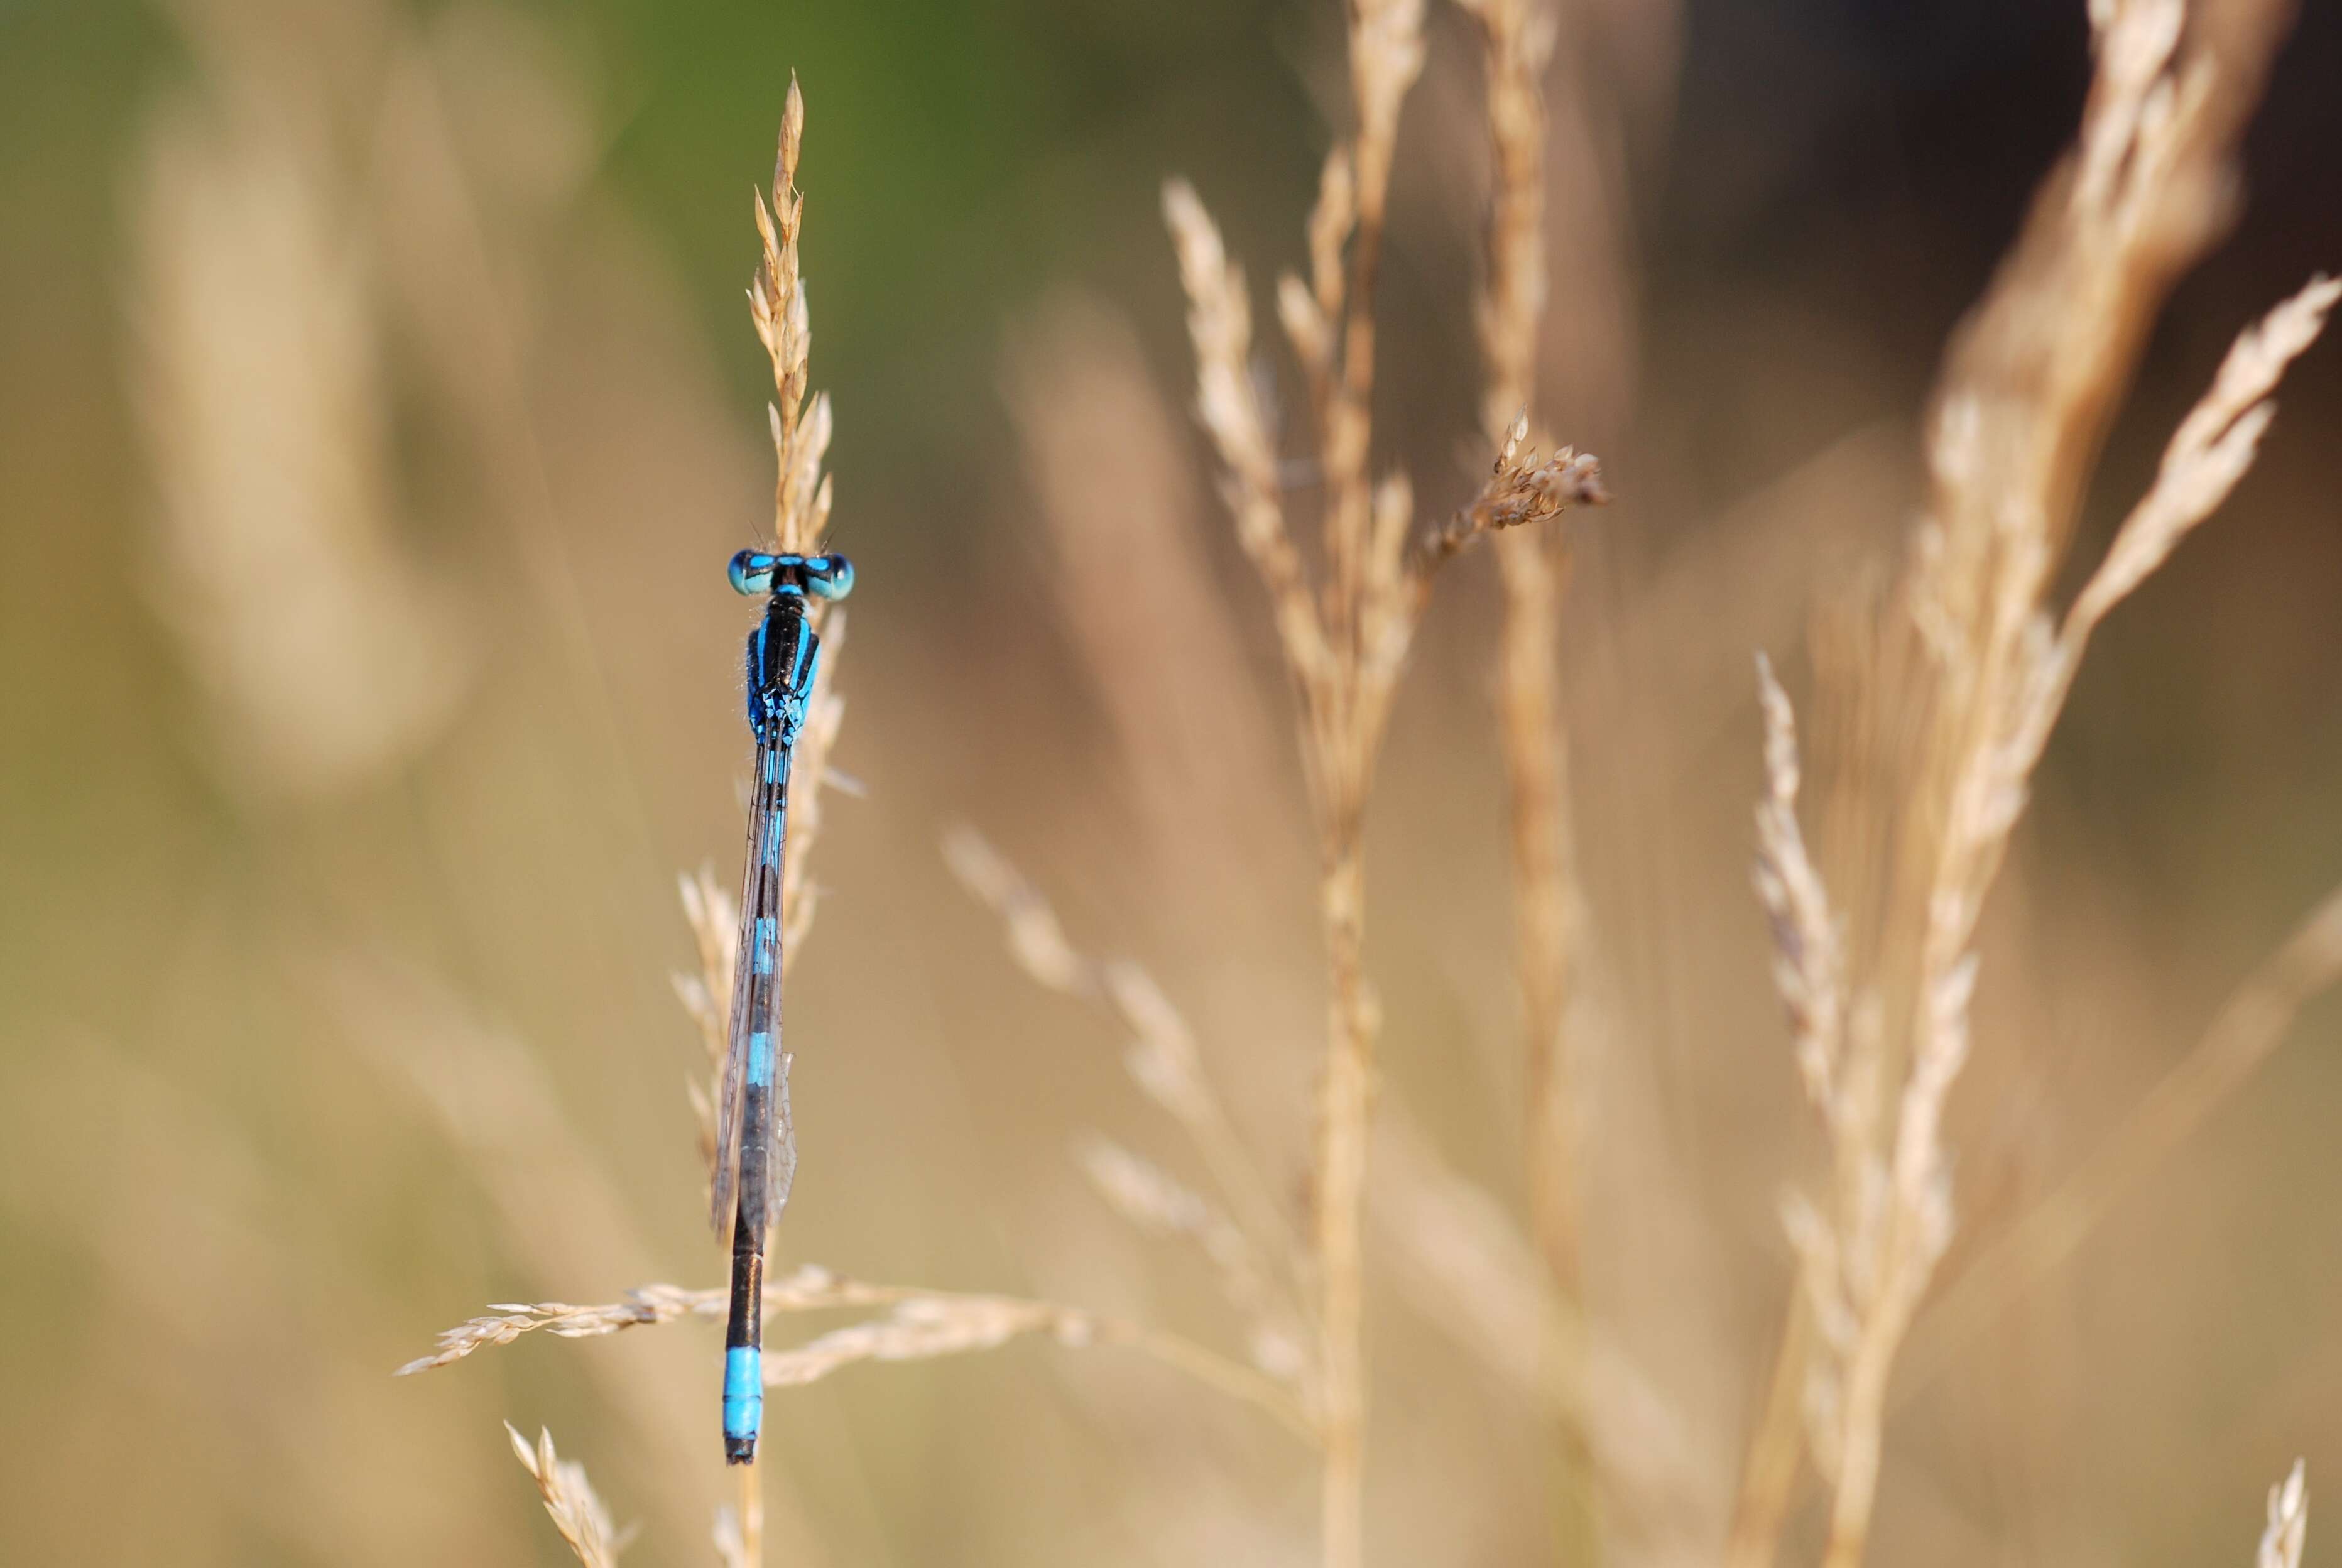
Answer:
[[723, 1346, 763, 1444]]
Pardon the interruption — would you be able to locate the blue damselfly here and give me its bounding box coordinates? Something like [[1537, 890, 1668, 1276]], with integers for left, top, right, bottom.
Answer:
[[714, 547, 854, 1464]]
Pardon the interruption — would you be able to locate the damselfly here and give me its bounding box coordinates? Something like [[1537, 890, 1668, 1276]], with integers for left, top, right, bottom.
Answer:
[[714, 547, 854, 1464]]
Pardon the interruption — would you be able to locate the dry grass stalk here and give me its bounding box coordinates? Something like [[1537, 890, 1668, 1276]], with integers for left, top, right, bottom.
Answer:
[[714, 1489, 757, 1568], [1731, 6, 2326, 1567], [1165, 1, 1604, 1555], [506, 1424, 629, 1568], [728, 1452, 761, 1568], [1448, 0, 1591, 1307]]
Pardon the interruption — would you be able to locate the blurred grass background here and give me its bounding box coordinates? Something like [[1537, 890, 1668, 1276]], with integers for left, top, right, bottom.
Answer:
[[4, 0, 2342, 1564]]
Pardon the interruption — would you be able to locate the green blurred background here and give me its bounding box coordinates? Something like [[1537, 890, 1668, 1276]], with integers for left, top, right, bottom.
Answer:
[[5, 0, 2342, 1563]]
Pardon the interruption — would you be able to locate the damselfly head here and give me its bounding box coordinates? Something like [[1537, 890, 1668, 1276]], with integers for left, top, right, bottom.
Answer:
[[729, 550, 855, 599]]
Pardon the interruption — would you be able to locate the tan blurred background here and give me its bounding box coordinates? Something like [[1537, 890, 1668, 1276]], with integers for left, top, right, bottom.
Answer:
[[5, 0, 2342, 1563]]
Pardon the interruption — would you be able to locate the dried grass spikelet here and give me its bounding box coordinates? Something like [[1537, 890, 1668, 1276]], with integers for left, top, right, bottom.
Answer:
[[1077, 1136, 1218, 1237], [776, 607, 851, 945], [944, 827, 1313, 1390], [505, 1425, 629, 1568], [940, 827, 1093, 994], [1077, 1136, 1309, 1384], [1277, 150, 1356, 386], [712, 1503, 754, 1568], [1162, 180, 1331, 699], [1104, 962, 1223, 1145], [1416, 413, 1609, 577], [398, 1283, 719, 1375], [405, 1263, 1309, 1438], [675, 866, 738, 1172], [1729, 6, 2333, 1568], [2259, 1462, 2309, 1568], [940, 829, 1292, 1253], [1751, 655, 1849, 1128], [751, 75, 834, 557], [763, 1295, 1080, 1388], [398, 1264, 907, 1375], [2066, 273, 2339, 639]]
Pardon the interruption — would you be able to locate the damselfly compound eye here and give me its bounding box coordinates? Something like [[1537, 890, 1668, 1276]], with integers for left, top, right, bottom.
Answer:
[[805, 554, 855, 600], [729, 550, 780, 596]]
